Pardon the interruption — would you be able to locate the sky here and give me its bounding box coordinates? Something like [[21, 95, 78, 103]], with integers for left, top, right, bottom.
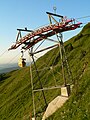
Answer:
[[0, 0, 90, 67]]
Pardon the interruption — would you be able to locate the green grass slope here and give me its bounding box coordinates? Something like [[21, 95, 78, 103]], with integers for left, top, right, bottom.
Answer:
[[52, 23, 90, 120], [0, 23, 90, 120]]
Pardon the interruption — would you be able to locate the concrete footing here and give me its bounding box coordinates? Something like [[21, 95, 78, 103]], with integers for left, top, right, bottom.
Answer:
[[61, 84, 71, 97]]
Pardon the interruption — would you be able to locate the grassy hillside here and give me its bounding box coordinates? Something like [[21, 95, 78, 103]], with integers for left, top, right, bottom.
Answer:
[[0, 23, 90, 120], [52, 23, 90, 120]]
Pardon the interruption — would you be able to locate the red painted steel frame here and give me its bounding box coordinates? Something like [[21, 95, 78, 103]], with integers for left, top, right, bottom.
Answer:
[[8, 19, 82, 50]]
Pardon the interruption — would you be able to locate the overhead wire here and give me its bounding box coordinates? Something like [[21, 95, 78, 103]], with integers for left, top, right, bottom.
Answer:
[[7, 53, 20, 64], [0, 49, 8, 57], [34, 40, 45, 52], [75, 15, 90, 26], [76, 15, 90, 20], [0, 46, 24, 65]]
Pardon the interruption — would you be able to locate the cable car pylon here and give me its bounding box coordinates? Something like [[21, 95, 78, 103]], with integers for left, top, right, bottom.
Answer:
[[8, 11, 82, 120]]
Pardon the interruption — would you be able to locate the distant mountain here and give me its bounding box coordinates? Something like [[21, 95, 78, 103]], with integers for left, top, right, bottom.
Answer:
[[0, 63, 19, 74], [0, 62, 30, 74], [0, 67, 19, 74]]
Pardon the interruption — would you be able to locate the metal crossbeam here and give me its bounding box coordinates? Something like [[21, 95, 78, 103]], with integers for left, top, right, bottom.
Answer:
[[31, 44, 59, 55], [33, 86, 62, 92], [46, 12, 63, 18], [17, 28, 33, 32]]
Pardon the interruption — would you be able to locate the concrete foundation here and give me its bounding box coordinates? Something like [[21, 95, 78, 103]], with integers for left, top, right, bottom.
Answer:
[[61, 84, 71, 97]]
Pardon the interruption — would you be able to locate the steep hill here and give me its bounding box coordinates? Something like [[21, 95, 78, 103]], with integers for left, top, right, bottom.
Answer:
[[0, 23, 90, 120]]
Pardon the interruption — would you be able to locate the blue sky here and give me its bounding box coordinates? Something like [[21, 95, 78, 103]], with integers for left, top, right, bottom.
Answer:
[[0, 0, 90, 66]]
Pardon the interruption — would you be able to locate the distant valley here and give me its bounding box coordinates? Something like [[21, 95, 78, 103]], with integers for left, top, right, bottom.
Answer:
[[0, 63, 19, 74], [0, 62, 30, 74]]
